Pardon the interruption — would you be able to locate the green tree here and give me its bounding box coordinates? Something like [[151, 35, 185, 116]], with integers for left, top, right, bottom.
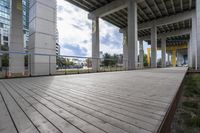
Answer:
[[102, 53, 118, 67], [1, 44, 9, 67], [143, 54, 148, 66]]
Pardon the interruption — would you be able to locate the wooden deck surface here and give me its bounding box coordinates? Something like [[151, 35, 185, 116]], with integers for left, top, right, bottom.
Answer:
[[0, 67, 187, 133]]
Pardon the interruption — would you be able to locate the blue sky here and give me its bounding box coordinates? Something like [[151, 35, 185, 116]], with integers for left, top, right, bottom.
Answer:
[[57, 0, 161, 58]]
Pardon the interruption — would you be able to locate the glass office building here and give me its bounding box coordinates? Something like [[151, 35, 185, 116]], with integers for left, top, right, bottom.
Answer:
[[0, 0, 29, 49], [0, 0, 10, 47]]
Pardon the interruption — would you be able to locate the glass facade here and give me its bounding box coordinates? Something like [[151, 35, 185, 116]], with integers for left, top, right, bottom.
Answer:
[[0, 0, 10, 46], [0, 0, 29, 49]]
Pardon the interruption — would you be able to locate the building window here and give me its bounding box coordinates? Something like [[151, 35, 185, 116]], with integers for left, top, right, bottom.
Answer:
[[3, 36, 8, 41], [0, 22, 3, 28]]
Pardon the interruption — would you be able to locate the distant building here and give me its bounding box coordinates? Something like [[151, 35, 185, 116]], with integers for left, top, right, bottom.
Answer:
[[0, 0, 10, 47], [0, 0, 29, 49], [56, 43, 60, 56], [100, 51, 103, 59], [56, 29, 60, 56]]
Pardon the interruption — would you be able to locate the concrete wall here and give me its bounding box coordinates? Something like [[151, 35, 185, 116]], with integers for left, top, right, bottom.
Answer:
[[29, 0, 57, 76]]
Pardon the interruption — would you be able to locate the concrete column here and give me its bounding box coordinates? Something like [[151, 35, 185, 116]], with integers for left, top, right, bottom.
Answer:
[[92, 18, 100, 72], [191, 14, 197, 69], [188, 39, 192, 67], [177, 51, 181, 66], [29, 0, 57, 76], [0, 46, 1, 70], [122, 30, 128, 69], [172, 49, 177, 67], [9, 0, 24, 74], [128, 0, 138, 70], [139, 40, 144, 68], [0, 28, 2, 69], [196, 0, 200, 69], [167, 52, 170, 66], [147, 48, 151, 67], [161, 37, 166, 68], [151, 22, 157, 68]]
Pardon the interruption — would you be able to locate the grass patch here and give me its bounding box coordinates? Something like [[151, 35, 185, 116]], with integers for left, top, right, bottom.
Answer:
[[171, 73, 200, 133]]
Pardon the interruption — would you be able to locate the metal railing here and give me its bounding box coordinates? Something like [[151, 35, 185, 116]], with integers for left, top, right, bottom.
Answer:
[[0, 51, 129, 78]]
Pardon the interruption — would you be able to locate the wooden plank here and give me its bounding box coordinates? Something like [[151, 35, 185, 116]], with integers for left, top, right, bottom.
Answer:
[[20, 80, 161, 126], [24, 79, 165, 120], [14, 79, 159, 131], [27, 76, 170, 109], [0, 67, 187, 133], [9, 79, 151, 133], [0, 82, 39, 133], [6, 80, 129, 133], [27, 78, 167, 116], [0, 85, 17, 133], [2, 82, 81, 133]]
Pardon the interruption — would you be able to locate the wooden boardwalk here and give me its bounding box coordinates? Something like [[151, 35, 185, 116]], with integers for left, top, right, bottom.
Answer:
[[0, 67, 187, 133]]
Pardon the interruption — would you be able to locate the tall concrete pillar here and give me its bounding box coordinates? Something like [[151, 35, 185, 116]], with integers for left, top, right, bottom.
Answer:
[[151, 22, 157, 68], [139, 40, 144, 68], [92, 18, 100, 72], [191, 14, 197, 69], [9, 0, 24, 74], [172, 49, 177, 67], [128, 0, 138, 70], [29, 0, 57, 76], [167, 52, 170, 66], [161, 37, 166, 68], [196, 0, 200, 69], [177, 51, 181, 66], [188, 39, 192, 67], [122, 30, 128, 69], [0, 46, 1, 70]]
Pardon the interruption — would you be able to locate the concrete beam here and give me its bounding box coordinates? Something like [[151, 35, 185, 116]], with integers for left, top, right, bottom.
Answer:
[[139, 29, 191, 40], [120, 10, 194, 32], [88, 0, 144, 19], [139, 10, 194, 30], [88, 0, 128, 19]]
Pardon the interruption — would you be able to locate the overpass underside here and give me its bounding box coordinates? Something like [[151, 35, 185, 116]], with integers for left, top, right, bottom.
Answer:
[[65, 0, 200, 70], [5, 0, 200, 76]]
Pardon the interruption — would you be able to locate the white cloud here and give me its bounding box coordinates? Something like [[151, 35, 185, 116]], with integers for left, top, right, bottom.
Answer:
[[57, 0, 123, 57]]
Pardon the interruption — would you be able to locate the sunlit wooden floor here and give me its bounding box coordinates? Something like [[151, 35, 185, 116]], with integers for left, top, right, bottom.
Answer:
[[0, 67, 187, 133]]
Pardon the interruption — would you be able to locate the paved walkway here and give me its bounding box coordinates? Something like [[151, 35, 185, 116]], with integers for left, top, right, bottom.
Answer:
[[0, 67, 187, 133]]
